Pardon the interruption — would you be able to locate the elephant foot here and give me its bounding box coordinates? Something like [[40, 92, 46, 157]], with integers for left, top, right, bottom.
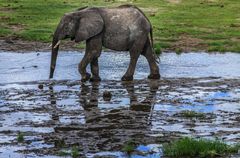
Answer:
[[148, 73, 160, 80], [81, 72, 91, 82], [121, 75, 133, 81], [90, 76, 101, 82]]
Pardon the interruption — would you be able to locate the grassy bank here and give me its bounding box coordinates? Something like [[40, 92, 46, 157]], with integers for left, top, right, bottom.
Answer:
[[120, 137, 240, 157], [164, 137, 240, 158], [1, 0, 240, 52]]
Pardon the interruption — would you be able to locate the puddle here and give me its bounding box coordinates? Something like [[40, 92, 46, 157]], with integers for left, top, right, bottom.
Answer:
[[0, 51, 239, 157], [87, 144, 162, 158]]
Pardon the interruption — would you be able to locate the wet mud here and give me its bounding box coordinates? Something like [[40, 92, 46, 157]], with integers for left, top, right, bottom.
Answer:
[[0, 52, 240, 157], [0, 77, 239, 157]]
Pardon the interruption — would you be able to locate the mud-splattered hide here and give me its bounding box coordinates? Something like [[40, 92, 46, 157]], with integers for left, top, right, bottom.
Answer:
[[49, 5, 160, 81]]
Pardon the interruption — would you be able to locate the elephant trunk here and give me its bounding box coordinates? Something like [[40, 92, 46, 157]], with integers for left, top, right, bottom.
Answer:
[[49, 35, 60, 79]]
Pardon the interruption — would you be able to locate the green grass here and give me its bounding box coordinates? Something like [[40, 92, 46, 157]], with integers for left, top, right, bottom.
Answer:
[[17, 132, 24, 142], [71, 146, 79, 158], [180, 110, 206, 118], [54, 139, 66, 148], [154, 43, 162, 54], [57, 150, 69, 157], [122, 140, 136, 154], [57, 147, 80, 157], [164, 137, 240, 158], [1, 0, 240, 52]]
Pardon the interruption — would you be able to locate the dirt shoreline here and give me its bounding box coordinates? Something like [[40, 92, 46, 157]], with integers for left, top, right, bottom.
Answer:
[[0, 36, 208, 53], [0, 37, 83, 52]]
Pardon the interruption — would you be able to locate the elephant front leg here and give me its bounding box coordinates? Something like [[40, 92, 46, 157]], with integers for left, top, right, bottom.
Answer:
[[81, 34, 102, 82], [90, 58, 101, 82], [78, 55, 91, 82]]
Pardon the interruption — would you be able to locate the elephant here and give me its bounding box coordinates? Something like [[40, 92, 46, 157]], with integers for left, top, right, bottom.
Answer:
[[49, 4, 160, 81]]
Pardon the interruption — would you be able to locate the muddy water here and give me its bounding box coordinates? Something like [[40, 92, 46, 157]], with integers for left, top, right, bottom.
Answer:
[[0, 52, 240, 158]]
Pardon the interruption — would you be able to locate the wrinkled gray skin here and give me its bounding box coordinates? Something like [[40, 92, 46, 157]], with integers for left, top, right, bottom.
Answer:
[[50, 5, 160, 81]]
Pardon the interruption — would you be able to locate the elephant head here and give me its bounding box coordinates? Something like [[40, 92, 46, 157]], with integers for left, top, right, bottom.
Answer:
[[49, 8, 104, 78]]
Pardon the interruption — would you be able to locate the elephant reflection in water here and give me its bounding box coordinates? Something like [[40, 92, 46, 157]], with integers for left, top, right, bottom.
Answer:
[[47, 81, 159, 154]]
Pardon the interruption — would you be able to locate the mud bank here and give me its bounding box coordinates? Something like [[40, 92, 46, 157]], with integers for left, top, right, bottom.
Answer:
[[0, 38, 80, 52], [0, 78, 240, 157]]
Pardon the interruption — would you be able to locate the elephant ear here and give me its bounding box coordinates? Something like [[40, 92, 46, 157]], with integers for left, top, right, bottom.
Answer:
[[75, 10, 104, 42]]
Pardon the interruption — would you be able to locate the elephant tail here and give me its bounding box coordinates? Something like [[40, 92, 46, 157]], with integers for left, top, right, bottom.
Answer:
[[76, 6, 88, 11], [149, 26, 160, 64]]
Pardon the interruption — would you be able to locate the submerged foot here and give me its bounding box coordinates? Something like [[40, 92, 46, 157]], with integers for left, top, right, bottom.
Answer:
[[90, 76, 101, 82], [148, 74, 160, 80], [121, 75, 133, 81], [81, 72, 91, 82]]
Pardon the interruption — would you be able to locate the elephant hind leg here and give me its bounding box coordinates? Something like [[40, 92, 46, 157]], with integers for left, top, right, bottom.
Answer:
[[142, 38, 160, 79], [121, 34, 147, 81]]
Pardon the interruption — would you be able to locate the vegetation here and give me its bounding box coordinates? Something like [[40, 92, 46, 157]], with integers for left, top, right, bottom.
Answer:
[[122, 140, 136, 154], [54, 139, 66, 148], [17, 132, 24, 142], [180, 110, 206, 118], [57, 150, 69, 157], [71, 146, 79, 158], [57, 146, 80, 157], [164, 137, 240, 158], [1, 0, 240, 52]]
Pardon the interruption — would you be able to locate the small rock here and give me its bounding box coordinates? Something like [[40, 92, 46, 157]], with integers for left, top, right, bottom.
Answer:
[[5, 39, 14, 44], [52, 114, 59, 120], [149, 13, 155, 17], [51, 100, 56, 104], [49, 86, 53, 90], [103, 91, 112, 101], [38, 84, 44, 90]]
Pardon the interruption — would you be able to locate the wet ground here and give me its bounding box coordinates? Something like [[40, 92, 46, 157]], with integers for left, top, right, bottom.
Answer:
[[0, 51, 240, 158]]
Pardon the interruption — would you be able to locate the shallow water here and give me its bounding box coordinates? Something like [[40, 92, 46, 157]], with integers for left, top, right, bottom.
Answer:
[[0, 51, 240, 83], [0, 51, 240, 158]]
